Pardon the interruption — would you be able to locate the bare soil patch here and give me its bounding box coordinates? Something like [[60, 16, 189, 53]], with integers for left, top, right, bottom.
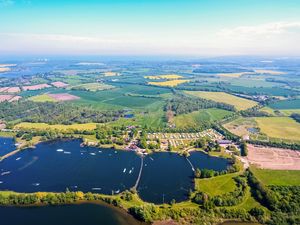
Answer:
[[51, 81, 69, 88], [0, 87, 21, 93], [48, 93, 80, 102], [22, 84, 51, 91], [247, 144, 300, 170]]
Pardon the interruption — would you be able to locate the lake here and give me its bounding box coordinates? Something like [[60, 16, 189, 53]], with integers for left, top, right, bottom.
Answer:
[[0, 203, 146, 225], [0, 139, 230, 203]]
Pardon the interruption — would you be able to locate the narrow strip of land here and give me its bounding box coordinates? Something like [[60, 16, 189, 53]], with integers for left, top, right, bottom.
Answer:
[[186, 157, 195, 172], [133, 157, 144, 190]]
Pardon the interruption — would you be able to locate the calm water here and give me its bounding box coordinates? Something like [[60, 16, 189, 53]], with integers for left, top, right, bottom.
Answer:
[[139, 151, 228, 203], [0, 203, 146, 225], [0, 137, 16, 157], [0, 139, 230, 203]]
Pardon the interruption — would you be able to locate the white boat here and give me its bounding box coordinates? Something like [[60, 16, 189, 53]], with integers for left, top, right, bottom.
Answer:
[[63, 151, 71, 154], [90, 153, 96, 156], [16, 157, 21, 161], [32, 183, 40, 186], [1, 171, 10, 176], [114, 151, 117, 153], [98, 151, 102, 153], [0, 181, 3, 184], [123, 168, 126, 173], [129, 170, 132, 174], [150, 157, 154, 161], [115, 189, 120, 194], [92, 187, 101, 190], [56, 149, 64, 152]]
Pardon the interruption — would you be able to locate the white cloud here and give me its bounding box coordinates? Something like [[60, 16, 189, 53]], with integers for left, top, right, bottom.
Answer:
[[0, 22, 300, 56], [218, 21, 300, 39], [0, 0, 14, 7]]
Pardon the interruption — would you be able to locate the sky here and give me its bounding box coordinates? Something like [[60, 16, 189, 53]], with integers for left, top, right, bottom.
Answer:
[[0, 0, 300, 56]]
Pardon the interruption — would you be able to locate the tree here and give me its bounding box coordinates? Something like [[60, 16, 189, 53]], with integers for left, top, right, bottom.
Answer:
[[194, 168, 201, 178], [240, 141, 248, 156]]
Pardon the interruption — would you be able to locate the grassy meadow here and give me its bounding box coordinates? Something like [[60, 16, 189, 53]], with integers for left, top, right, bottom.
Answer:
[[251, 167, 300, 186], [194, 173, 238, 196], [174, 108, 232, 129], [15, 122, 98, 131], [255, 117, 300, 141]]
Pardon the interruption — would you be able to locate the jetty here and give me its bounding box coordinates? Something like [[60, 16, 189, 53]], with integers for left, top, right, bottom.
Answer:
[[132, 156, 144, 190]]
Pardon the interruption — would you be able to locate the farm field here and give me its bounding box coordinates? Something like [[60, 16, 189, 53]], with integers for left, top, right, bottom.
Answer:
[[70, 83, 115, 91], [148, 79, 189, 87], [68, 87, 165, 109], [145, 74, 183, 79], [22, 84, 51, 91], [255, 117, 300, 141], [0, 87, 21, 93], [29, 93, 80, 102], [29, 94, 57, 102], [51, 81, 69, 88], [251, 166, 300, 186], [247, 144, 300, 170], [14, 122, 98, 131], [185, 91, 258, 110], [268, 98, 300, 109], [194, 173, 238, 196], [0, 95, 21, 102], [174, 108, 232, 129]]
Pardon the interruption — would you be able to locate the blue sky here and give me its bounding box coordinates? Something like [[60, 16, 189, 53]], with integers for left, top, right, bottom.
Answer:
[[1, 0, 300, 56]]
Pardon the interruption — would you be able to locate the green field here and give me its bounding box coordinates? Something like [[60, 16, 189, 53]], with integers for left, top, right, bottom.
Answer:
[[174, 108, 232, 129], [251, 167, 300, 186], [185, 91, 258, 111], [70, 83, 115, 91], [15, 122, 98, 131], [29, 94, 57, 102], [268, 99, 300, 109], [194, 173, 238, 196], [255, 117, 300, 141]]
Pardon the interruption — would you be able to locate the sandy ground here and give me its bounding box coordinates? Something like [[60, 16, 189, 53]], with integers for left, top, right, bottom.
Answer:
[[51, 81, 69, 88], [22, 84, 51, 91], [247, 144, 300, 170], [48, 93, 80, 101]]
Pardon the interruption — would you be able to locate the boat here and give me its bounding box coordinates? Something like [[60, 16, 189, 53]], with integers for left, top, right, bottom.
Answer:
[[1, 171, 10, 176], [63, 151, 71, 154], [32, 183, 40, 186], [0, 181, 3, 184], [92, 187, 101, 191], [115, 189, 120, 194], [123, 168, 126, 173], [56, 149, 64, 152], [90, 153, 96, 156], [150, 157, 154, 161], [98, 151, 102, 153], [129, 170, 132, 174], [16, 157, 21, 161]]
